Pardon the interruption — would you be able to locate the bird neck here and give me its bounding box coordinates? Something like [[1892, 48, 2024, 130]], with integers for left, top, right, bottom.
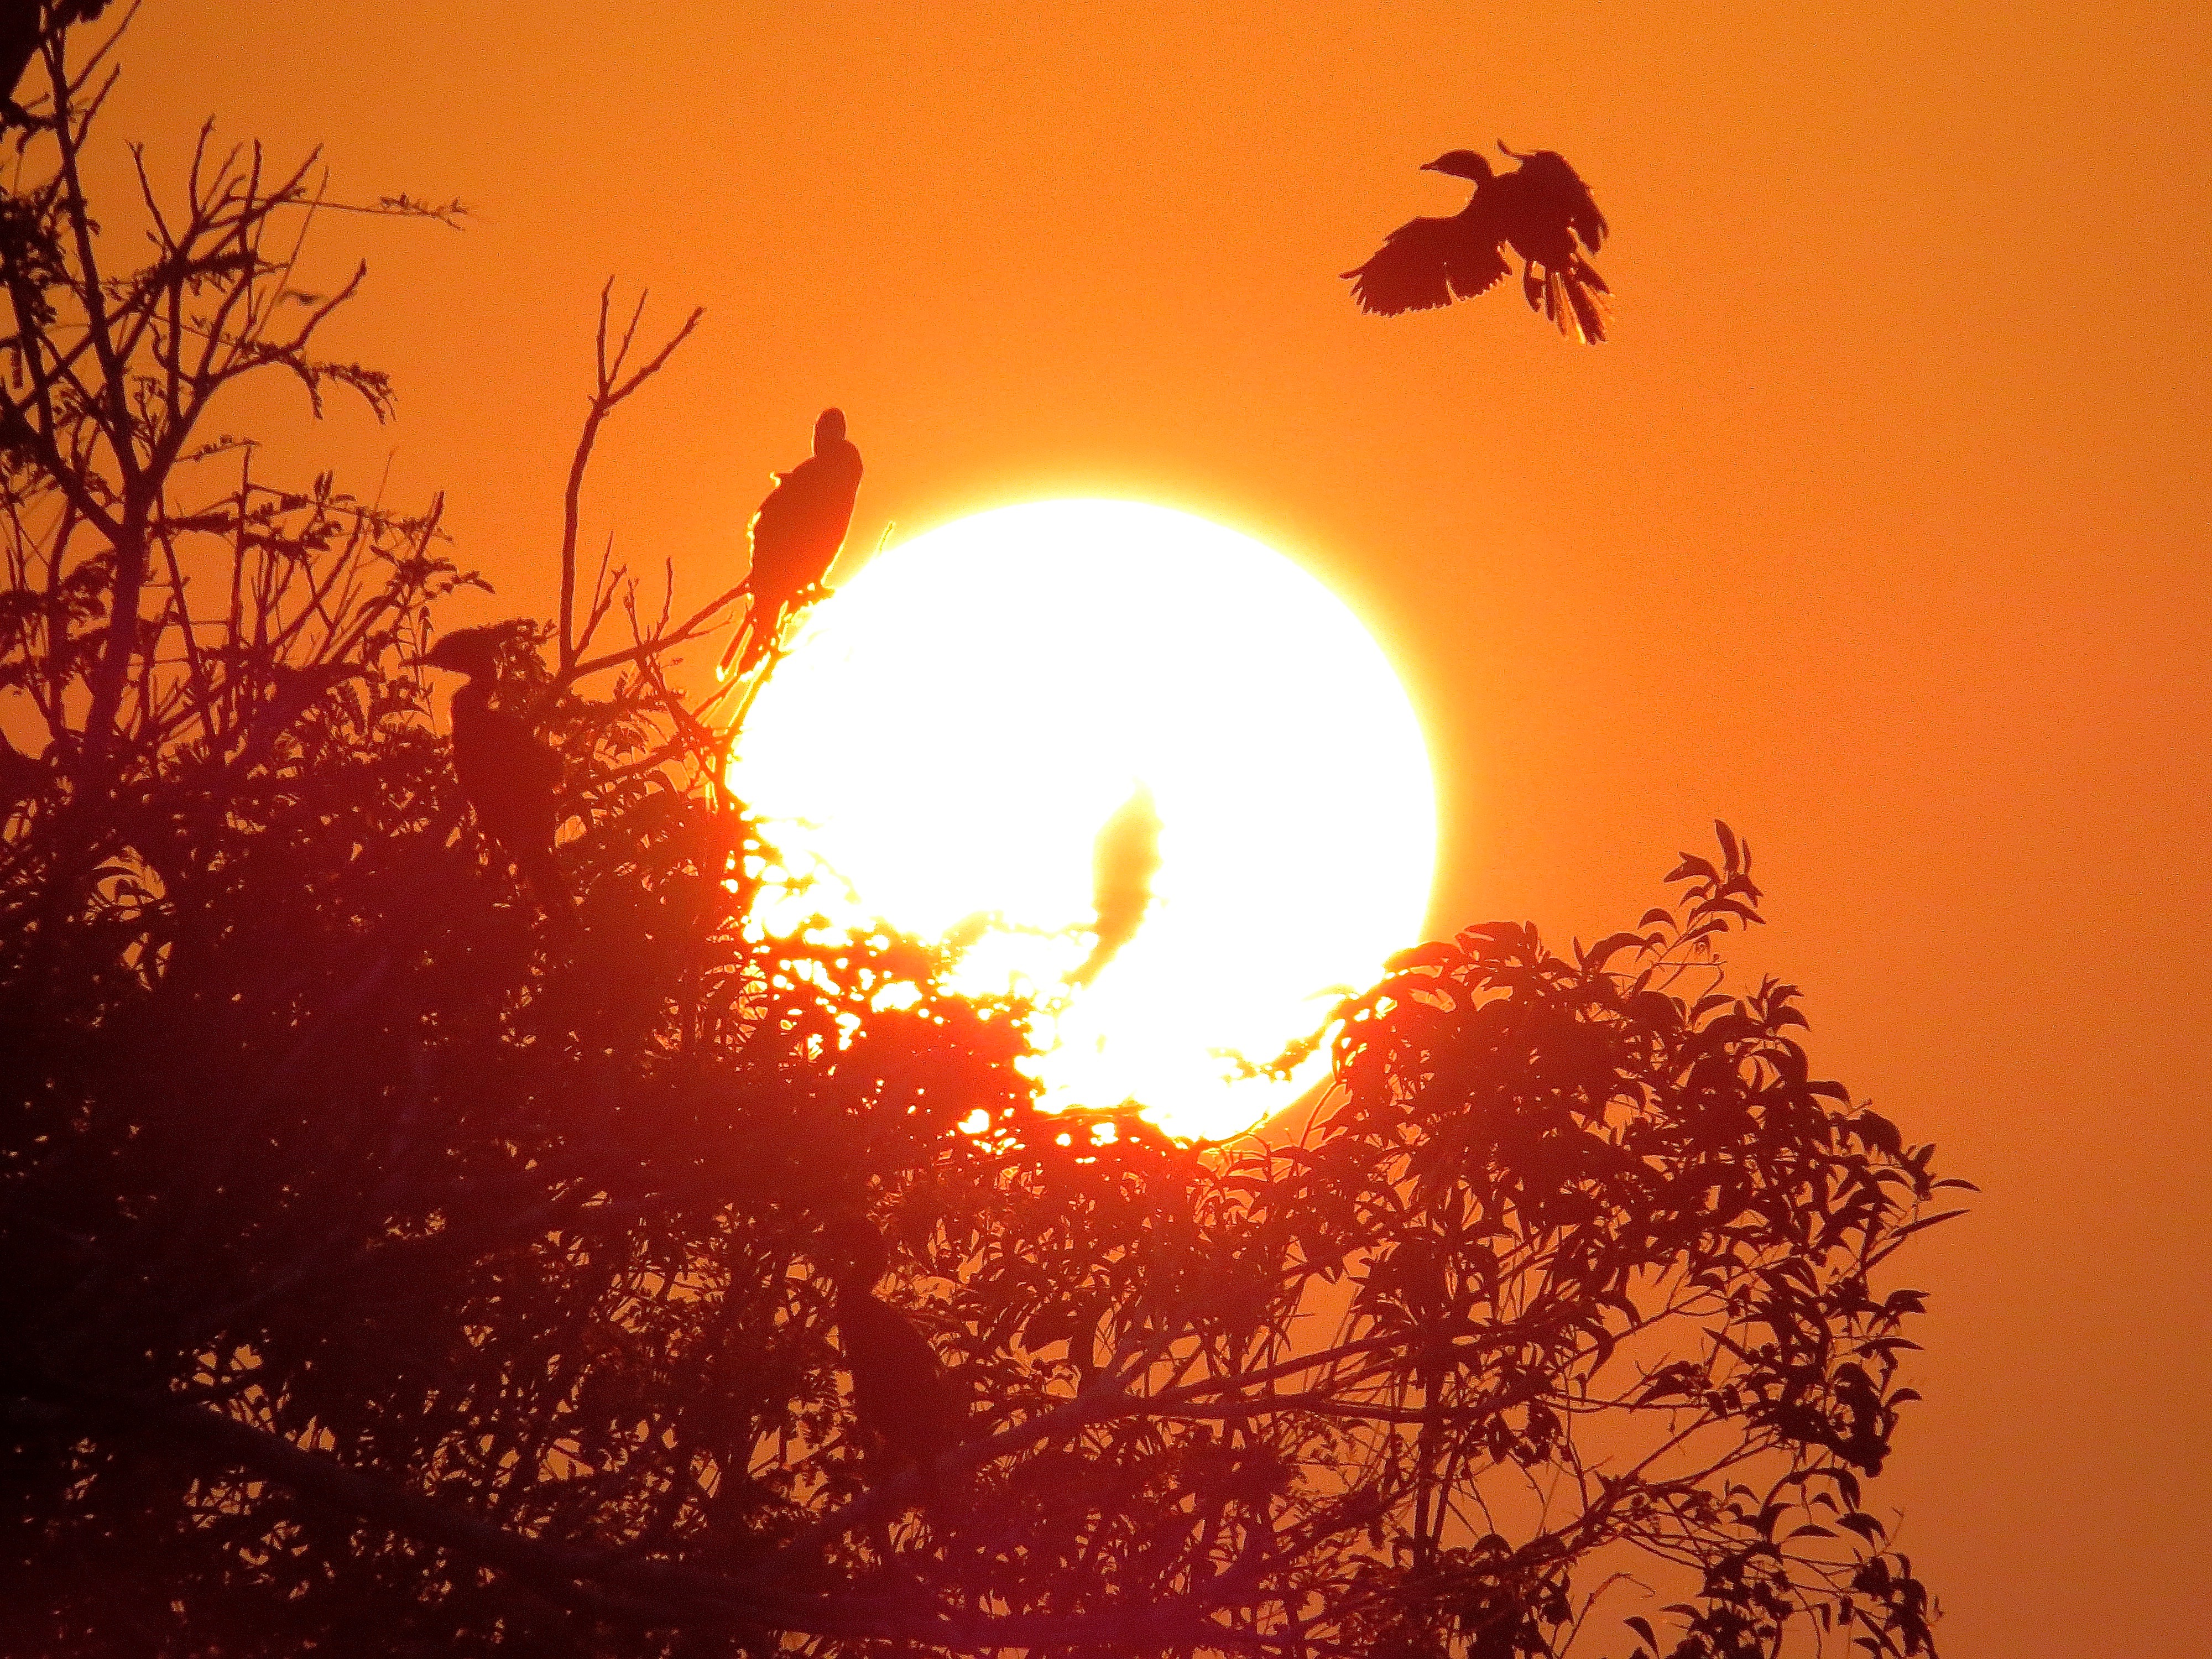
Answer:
[[450, 674, 494, 719], [833, 1272, 885, 1315]]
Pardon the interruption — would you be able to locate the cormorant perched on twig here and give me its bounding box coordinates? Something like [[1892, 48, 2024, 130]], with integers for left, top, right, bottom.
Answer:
[[416, 628, 572, 922], [720, 408, 864, 677], [1071, 781, 1162, 988], [1344, 143, 1610, 343], [0, 0, 110, 127], [812, 1215, 962, 1491]]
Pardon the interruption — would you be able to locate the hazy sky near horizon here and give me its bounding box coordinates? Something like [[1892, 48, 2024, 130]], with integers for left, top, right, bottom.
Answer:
[[91, 2, 2212, 1651]]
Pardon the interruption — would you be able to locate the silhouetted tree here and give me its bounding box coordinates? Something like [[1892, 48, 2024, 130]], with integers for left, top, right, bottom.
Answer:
[[1345, 143, 1611, 342], [2, 16, 1954, 1659]]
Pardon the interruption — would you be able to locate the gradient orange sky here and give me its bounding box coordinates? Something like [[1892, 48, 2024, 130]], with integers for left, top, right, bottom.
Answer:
[[97, 3, 2211, 1651]]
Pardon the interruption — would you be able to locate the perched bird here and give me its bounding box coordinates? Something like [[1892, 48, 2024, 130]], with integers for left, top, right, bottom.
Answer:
[[1071, 781, 1162, 988], [721, 408, 864, 677], [1343, 143, 1610, 343], [0, 0, 110, 127], [812, 1214, 962, 1489], [416, 627, 571, 920]]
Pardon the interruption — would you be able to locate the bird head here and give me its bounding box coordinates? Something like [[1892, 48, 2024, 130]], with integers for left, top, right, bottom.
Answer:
[[812, 1212, 889, 1291], [1421, 150, 1494, 182], [814, 407, 847, 452], [414, 627, 505, 681]]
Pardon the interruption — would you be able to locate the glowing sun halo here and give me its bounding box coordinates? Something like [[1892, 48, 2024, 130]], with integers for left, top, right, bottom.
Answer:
[[732, 499, 1436, 1141]]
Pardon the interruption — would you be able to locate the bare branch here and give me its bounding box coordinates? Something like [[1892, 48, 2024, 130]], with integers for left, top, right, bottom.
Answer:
[[557, 286, 703, 673]]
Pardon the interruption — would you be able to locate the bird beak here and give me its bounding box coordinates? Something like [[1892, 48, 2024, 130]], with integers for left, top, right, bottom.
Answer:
[[1419, 159, 1442, 172]]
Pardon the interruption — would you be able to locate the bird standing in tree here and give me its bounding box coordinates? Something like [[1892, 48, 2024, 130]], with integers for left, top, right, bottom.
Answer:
[[1344, 143, 1610, 343], [1071, 781, 1162, 988], [721, 408, 864, 677], [0, 0, 110, 127], [812, 1214, 962, 1494], [416, 628, 571, 922]]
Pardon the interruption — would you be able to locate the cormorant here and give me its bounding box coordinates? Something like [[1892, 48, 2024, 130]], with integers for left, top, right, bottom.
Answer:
[[0, 0, 109, 127], [1071, 781, 1162, 988], [812, 1215, 962, 1488], [1343, 143, 1610, 343], [416, 628, 571, 919], [721, 408, 864, 677]]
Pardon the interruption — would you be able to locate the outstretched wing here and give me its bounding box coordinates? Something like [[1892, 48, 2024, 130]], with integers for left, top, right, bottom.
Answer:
[[1507, 148, 1608, 255], [1343, 213, 1510, 316]]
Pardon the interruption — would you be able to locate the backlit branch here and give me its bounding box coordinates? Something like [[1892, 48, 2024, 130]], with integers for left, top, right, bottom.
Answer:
[[556, 282, 703, 675]]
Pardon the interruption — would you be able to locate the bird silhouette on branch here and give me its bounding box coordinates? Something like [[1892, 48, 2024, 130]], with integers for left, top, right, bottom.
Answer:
[[418, 625, 573, 925], [1344, 142, 1610, 342], [1071, 781, 1162, 988], [721, 407, 865, 679], [812, 1213, 965, 1498], [0, 0, 109, 127]]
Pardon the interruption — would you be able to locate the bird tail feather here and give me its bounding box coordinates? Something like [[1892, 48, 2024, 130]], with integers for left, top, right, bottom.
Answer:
[[1537, 260, 1610, 345], [734, 607, 780, 677]]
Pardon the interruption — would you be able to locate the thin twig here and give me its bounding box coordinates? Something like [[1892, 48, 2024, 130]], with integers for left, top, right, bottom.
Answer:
[[557, 283, 703, 674]]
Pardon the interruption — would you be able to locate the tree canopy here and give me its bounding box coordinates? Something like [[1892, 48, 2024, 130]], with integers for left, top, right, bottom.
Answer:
[[0, 14, 1958, 1658]]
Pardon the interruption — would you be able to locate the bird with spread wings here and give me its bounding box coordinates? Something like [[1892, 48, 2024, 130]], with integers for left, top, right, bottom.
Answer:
[[1343, 142, 1611, 343]]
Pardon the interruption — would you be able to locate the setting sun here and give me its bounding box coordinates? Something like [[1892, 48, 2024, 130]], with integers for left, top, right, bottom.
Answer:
[[732, 499, 1436, 1140]]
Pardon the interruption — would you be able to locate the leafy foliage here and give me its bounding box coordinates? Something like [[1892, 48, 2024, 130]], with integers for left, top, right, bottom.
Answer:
[[0, 15, 1958, 1659]]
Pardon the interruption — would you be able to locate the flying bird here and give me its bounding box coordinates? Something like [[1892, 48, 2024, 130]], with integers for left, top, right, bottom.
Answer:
[[812, 1214, 963, 1490], [721, 408, 864, 677], [1343, 143, 1610, 343], [416, 627, 571, 921]]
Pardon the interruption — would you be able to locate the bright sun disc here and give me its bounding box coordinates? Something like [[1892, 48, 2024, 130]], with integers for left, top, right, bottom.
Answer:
[[731, 499, 1436, 1141]]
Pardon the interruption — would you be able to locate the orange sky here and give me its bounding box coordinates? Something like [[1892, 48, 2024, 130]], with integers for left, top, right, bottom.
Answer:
[[99, 2, 2212, 1651]]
